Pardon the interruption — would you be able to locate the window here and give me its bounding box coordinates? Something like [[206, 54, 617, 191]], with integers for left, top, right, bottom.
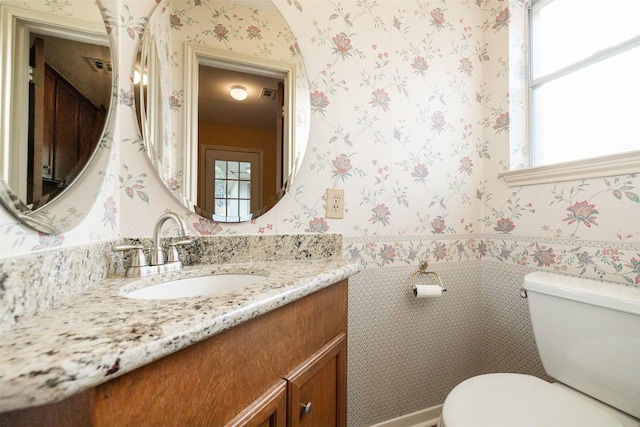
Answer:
[[501, 0, 640, 185], [214, 160, 252, 222]]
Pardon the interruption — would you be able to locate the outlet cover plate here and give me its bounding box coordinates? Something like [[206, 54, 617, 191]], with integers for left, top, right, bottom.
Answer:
[[326, 188, 344, 219]]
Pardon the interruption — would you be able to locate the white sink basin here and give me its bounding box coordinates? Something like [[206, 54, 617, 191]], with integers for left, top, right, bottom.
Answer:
[[123, 274, 267, 300]]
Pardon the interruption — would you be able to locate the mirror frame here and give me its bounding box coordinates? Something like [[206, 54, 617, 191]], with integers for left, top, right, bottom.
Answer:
[[0, 3, 113, 234]]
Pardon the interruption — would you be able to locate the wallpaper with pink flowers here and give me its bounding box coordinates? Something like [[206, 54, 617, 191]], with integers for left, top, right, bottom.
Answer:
[[1, 0, 637, 284], [127, 0, 639, 285], [0, 0, 638, 424]]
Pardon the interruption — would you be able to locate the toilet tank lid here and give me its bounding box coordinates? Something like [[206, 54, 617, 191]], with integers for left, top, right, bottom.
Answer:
[[523, 272, 640, 315]]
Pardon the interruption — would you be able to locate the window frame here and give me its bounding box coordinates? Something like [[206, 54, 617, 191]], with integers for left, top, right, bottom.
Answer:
[[500, 0, 640, 186]]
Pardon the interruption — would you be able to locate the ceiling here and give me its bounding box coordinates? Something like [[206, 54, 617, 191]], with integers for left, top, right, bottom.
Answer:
[[198, 66, 283, 130], [39, 33, 283, 132], [34, 34, 112, 109]]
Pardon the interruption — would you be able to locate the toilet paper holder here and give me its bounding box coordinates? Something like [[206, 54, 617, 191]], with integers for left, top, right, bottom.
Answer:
[[412, 261, 446, 296]]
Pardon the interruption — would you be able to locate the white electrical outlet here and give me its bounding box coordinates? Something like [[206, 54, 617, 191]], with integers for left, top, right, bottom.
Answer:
[[326, 188, 344, 219]]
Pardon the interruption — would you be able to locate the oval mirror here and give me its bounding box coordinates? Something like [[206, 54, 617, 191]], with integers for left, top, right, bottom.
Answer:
[[139, 0, 309, 222], [0, 0, 113, 234]]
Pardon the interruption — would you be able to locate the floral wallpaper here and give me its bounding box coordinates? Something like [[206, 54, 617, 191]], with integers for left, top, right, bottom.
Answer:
[[0, 0, 638, 424], [1, 0, 638, 285]]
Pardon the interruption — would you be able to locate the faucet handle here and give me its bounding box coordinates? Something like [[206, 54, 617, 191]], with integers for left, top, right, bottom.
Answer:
[[166, 239, 193, 263], [113, 244, 148, 267], [171, 238, 193, 246]]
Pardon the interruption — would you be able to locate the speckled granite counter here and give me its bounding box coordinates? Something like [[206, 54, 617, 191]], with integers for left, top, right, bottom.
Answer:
[[0, 253, 360, 412]]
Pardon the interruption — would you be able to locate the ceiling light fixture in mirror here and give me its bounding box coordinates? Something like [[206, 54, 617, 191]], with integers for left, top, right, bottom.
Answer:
[[139, 0, 309, 223], [0, 1, 113, 234]]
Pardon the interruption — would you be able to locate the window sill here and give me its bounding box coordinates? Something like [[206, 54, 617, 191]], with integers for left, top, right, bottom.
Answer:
[[499, 151, 640, 187]]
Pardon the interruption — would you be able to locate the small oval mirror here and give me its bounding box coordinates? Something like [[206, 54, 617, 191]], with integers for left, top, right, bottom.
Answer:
[[0, 0, 113, 234], [139, 0, 309, 222]]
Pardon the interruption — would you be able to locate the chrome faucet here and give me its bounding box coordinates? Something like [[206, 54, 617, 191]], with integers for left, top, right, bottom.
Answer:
[[114, 211, 192, 278]]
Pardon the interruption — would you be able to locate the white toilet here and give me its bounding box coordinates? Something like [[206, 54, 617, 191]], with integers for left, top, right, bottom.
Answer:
[[439, 271, 640, 427]]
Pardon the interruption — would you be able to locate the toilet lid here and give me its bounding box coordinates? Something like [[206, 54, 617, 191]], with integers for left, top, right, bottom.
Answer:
[[441, 373, 625, 427]]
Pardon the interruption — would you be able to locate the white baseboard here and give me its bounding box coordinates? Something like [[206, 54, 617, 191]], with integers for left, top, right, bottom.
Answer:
[[370, 404, 443, 427]]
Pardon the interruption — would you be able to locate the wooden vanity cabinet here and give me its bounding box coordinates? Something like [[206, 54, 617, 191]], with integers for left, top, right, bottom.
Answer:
[[1, 280, 347, 427]]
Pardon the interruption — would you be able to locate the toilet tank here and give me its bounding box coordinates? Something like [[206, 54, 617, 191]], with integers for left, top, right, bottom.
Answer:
[[523, 272, 640, 419]]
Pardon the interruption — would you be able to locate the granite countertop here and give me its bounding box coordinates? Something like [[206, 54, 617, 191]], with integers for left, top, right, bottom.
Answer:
[[0, 257, 360, 412]]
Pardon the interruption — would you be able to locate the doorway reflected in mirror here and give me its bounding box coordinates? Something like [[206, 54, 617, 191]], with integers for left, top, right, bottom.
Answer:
[[198, 66, 284, 221], [138, 0, 309, 224]]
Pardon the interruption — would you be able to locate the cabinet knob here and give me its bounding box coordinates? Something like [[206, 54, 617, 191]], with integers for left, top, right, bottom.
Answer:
[[300, 402, 313, 417]]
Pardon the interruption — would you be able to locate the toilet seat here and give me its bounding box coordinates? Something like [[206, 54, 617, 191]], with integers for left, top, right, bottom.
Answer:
[[440, 373, 629, 427]]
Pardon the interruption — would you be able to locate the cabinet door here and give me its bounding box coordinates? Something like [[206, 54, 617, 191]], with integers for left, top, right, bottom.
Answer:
[[52, 79, 80, 183], [286, 333, 347, 427], [225, 381, 287, 427]]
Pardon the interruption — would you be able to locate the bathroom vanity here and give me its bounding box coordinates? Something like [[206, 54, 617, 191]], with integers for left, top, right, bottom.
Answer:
[[0, 252, 359, 426], [3, 280, 347, 426]]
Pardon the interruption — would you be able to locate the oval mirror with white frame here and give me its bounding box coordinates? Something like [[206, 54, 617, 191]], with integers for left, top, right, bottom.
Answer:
[[0, 0, 113, 234], [139, 0, 309, 222]]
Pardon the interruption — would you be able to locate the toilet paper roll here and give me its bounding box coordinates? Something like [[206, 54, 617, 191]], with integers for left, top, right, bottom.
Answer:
[[413, 284, 443, 298]]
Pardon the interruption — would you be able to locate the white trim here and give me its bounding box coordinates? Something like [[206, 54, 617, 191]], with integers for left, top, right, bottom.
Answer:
[[140, 30, 172, 200], [184, 43, 200, 208], [0, 6, 18, 191], [499, 150, 640, 187], [370, 404, 442, 427]]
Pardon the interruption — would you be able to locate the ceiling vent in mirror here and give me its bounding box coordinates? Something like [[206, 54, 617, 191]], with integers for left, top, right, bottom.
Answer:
[[84, 57, 113, 73], [260, 88, 277, 100]]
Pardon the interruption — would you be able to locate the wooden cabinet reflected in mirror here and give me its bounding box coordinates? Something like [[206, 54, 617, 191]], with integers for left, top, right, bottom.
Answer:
[[28, 35, 109, 207], [0, 1, 113, 234]]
